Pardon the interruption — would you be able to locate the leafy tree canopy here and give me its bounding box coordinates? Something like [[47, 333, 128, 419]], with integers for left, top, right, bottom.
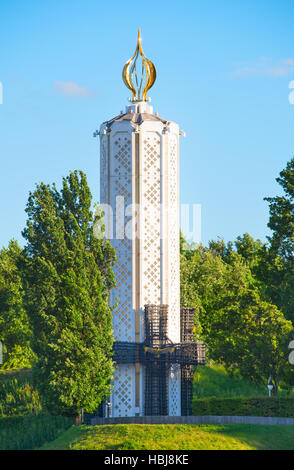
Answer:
[[0, 240, 33, 369], [22, 170, 116, 417], [180, 242, 293, 392]]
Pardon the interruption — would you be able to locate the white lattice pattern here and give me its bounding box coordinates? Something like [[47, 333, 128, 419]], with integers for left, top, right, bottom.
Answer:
[[99, 113, 181, 417], [112, 136, 132, 175], [112, 364, 135, 417], [110, 133, 134, 342], [167, 133, 180, 342], [168, 364, 181, 416], [141, 134, 161, 307], [100, 136, 108, 205]]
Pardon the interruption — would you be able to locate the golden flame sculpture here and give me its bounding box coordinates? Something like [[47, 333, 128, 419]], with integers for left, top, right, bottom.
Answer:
[[122, 29, 157, 102]]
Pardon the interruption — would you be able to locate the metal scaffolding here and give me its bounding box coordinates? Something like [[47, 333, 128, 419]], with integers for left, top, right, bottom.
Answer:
[[181, 365, 195, 416], [113, 341, 205, 366], [112, 305, 205, 416], [180, 307, 198, 416], [144, 304, 169, 347], [144, 359, 169, 416]]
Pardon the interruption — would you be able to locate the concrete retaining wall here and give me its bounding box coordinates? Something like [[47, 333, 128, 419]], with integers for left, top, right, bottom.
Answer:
[[90, 415, 294, 426]]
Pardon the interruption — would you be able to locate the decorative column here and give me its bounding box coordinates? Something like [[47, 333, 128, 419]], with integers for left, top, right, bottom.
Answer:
[[98, 30, 181, 417]]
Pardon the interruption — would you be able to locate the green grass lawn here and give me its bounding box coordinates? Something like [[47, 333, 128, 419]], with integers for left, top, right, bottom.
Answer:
[[39, 423, 294, 450], [194, 365, 269, 398], [39, 364, 293, 451], [2, 365, 294, 450]]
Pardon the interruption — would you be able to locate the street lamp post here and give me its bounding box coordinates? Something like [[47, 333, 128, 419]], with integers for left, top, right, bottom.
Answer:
[[107, 401, 112, 418], [267, 376, 274, 397]]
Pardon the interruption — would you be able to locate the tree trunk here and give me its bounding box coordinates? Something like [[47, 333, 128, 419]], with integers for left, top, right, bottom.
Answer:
[[273, 376, 279, 396], [74, 414, 82, 425], [74, 409, 84, 425]]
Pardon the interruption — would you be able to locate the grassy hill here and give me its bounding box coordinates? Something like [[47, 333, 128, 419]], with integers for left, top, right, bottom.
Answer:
[[2, 365, 294, 450], [39, 423, 294, 450], [194, 365, 267, 398]]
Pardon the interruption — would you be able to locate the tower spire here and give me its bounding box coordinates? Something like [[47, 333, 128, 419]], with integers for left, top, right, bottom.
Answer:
[[122, 29, 156, 102]]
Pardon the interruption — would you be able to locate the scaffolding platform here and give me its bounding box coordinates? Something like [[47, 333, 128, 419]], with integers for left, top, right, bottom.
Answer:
[[112, 305, 206, 416]]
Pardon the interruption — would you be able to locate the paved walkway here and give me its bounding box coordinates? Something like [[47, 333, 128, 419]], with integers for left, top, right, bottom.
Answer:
[[90, 415, 294, 426]]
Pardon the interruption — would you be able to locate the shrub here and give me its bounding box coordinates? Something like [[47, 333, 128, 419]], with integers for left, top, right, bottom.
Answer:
[[0, 368, 73, 449], [0, 377, 41, 417], [0, 413, 73, 450], [193, 396, 294, 417]]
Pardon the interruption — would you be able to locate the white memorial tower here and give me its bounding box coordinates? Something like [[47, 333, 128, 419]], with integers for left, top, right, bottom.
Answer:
[[98, 30, 182, 417]]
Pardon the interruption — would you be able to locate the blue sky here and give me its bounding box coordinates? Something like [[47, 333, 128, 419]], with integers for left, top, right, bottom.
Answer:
[[0, 0, 294, 248]]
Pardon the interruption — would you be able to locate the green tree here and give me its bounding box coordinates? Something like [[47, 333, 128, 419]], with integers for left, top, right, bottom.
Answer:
[[0, 240, 33, 369], [180, 243, 293, 392], [22, 171, 116, 419], [264, 157, 294, 322], [265, 157, 294, 260], [234, 233, 266, 273]]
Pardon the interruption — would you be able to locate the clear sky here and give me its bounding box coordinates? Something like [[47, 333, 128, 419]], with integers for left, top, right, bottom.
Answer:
[[1, 0, 294, 248]]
